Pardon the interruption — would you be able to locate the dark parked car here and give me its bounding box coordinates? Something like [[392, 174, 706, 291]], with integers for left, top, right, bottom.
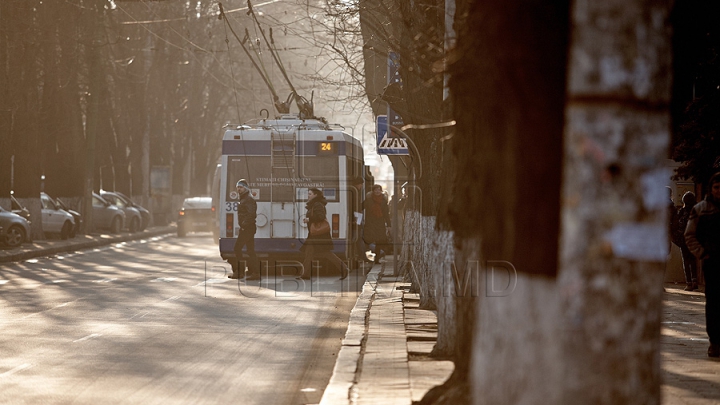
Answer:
[[0, 206, 32, 247], [101, 191, 150, 231], [177, 197, 216, 237]]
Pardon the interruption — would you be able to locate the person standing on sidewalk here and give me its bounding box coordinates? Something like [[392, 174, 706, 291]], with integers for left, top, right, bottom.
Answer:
[[298, 188, 349, 280], [674, 191, 698, 291], [362, 184, 391, 263], [685, 173, 720, 357], [231, 179, 260, 281], [668, 186, 679, 254], [351, 178, 372, 264]]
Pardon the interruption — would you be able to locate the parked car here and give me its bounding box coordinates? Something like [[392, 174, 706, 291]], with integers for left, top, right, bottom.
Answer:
[[0, 206, 32, 247], [113, 191, 150, 230], [100, 191, 150, 231], [39, 192, 75, 239], [100, 191, 142, 233], [50, 195, 82, 237], [177, 197, 215, 237], [111, 191, 150, 231], [10, 194, 30, 223], [92, 192, 125, 234]]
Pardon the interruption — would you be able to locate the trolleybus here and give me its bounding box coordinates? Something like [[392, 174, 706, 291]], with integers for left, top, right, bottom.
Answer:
[[218, 114, 365, 274]]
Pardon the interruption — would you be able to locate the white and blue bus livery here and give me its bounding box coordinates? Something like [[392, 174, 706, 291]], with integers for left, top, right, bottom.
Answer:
[[218, 115, 364, 272]]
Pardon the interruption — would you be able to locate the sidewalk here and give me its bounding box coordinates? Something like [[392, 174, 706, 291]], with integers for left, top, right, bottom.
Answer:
[[0, 225, 175, 264], [320, 256, 454, 405], [661, 285, 720, 404], [322, 257, 720, 405]]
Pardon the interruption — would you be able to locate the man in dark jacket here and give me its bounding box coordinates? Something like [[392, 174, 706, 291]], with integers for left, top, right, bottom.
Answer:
[[685, 172, 720, 357], [231, 179, 260, 280]]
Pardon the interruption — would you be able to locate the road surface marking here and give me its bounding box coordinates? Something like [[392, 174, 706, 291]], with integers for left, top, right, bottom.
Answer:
[[194, 279, 231, 286], [0, 364, 32, 378], [152, 277, 177, 282], [130, 311, 151, 319], [73, 333, 102, 343]]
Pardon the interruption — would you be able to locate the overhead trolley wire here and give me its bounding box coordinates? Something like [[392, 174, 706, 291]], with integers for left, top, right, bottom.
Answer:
[[113, 3, 247, 93], [222, 15, 244, 124], [219, 2, 289, 114]]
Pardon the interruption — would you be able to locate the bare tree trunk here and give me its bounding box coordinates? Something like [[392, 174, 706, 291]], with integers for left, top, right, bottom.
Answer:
[[433, 0, 671, 404], [423, 1, 570, 404], [82, 0, 105, 233], [559, 1, 672, 403]]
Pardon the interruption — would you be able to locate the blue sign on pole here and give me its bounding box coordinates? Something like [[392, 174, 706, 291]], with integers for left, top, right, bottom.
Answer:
[[377, 115, 409, 155]]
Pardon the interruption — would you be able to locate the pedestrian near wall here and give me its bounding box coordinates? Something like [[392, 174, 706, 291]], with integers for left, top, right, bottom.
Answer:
[[351, 178, 372, 263], [362, 184, 391, 264], [684, 173, 720, 357], [298, 188, 349, 280], [231, 179, 260, 281], [674, 191, 698, 291], [668, 186, 678, 254]]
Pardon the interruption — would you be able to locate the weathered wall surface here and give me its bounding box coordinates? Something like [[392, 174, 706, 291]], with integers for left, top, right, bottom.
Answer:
[[402, 209, 456, 358]]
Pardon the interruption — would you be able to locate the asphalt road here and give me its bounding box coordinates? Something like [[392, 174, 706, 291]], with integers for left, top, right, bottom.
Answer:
[[0, 234, 364, 405]]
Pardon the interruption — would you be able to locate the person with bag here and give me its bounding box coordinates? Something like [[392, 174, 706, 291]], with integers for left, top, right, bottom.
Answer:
[[231, 179, 260, 281], [362, 184, 391, 263], [298, 188, 349, 280], [674, 191, 698, 291], [685, 173, 720, 357]]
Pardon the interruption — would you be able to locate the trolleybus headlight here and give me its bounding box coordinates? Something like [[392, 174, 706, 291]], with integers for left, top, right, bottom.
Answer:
[[256, 213, 268, 227]]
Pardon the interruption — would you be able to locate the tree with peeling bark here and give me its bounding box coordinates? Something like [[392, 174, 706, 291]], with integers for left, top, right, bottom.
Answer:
[[437, 1, 670, 404]]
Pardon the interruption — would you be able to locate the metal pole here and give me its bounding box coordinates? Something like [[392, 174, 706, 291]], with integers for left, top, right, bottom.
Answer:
[[392, 175, 399, 276]]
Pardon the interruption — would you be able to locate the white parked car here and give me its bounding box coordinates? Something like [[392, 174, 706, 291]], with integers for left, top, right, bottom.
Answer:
[[40, 193, 75, 239]]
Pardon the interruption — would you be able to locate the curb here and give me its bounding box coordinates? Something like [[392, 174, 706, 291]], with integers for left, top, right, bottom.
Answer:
[[319, 265, 382, 405], [0, 226, 176, 264]]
